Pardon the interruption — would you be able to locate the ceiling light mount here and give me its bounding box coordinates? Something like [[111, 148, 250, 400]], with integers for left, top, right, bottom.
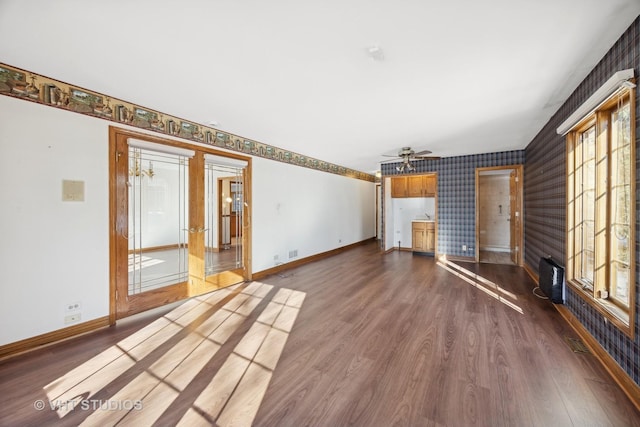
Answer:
[[366, 45, 385, 62]]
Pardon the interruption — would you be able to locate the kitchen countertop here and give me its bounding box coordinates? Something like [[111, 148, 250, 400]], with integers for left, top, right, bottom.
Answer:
[[412, 219, 435, 222]]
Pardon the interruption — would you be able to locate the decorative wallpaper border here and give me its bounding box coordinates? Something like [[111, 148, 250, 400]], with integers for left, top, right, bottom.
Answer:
[[0, 62, 375, 182]]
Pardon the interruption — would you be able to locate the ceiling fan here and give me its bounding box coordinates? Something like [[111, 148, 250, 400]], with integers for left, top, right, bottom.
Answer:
[[381, 147, 440, 172]]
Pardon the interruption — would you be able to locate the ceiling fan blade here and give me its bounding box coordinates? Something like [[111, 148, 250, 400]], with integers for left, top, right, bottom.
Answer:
[[380, 147, 439, 163], [380, 157, 402, 163], [412, 155, 440, 160], [413, 149, 433, 156]]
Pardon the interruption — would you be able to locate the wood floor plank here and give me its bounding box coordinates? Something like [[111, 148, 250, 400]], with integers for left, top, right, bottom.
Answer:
[[0, 242, 638, 426]]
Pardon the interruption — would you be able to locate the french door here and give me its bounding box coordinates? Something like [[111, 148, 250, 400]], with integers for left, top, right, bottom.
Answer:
[[110, 128, 250, 320]]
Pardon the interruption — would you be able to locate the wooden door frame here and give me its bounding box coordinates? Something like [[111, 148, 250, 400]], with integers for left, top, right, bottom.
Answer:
[[474, 165, 523, 265], [109, 126, 252, 324], [509, 170, 517, 264]]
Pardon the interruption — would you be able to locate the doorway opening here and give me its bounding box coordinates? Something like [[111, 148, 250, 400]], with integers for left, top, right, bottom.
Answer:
[[475, 166, 523, 265]]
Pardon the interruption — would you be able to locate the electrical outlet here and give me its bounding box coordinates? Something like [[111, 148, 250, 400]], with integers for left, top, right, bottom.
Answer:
[[64, 314, 81, 324], [65, 301, 82, 312], [462, 245, 467, 251]]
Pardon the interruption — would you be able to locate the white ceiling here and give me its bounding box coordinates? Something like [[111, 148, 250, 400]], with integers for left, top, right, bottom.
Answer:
[[1, 0, 639, 173]]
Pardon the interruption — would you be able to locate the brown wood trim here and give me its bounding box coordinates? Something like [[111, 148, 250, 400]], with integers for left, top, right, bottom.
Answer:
[[108, 126, 119, 325], [118, 282, 190, 319], [524, 262, 640, 412], [243, 163, 253, 281], [252, 239, 374, 280], [189, 151, 206, 294], [523, 262, 537, 283], [0, 316, 110, 361]]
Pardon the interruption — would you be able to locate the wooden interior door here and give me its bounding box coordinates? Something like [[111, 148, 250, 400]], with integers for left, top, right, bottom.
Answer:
[[112, 133, 195, 318]]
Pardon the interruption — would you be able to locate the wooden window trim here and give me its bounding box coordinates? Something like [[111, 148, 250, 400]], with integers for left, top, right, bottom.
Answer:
[[565, 85, 636, 339]]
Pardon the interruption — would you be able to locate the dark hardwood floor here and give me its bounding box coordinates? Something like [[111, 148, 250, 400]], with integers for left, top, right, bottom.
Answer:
[[0, 242, 638, 426]]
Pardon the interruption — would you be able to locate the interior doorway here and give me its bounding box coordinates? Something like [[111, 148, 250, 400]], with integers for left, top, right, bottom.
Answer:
[[475, 166, 523, 265], [109, 127, 251, 321]]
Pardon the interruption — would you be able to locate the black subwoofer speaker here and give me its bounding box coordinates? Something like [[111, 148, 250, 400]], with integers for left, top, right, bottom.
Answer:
[[538, 257, 564, 304]]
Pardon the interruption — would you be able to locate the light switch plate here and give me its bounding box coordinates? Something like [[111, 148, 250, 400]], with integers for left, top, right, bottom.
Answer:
[[62, 180, 85, 201]]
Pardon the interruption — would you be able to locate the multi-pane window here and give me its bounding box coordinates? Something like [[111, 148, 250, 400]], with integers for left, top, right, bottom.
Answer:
[[574, 125, 596, 289], [566, 88, 635, 337], [609, 100, 632, 309]]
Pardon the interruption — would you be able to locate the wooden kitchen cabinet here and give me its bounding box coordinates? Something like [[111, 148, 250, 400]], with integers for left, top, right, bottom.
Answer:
[[423, 174, 436, 196], [392, 174, 436, 198], [412, 221, 427, 251], [425, 222, 435, 251], [407, 176, 425, 197], [412, 221, 436, 253], [391, 177, 408, 197]]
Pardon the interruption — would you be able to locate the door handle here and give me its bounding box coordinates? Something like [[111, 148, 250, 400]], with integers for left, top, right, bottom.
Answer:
[[184, 227, 208, 233]]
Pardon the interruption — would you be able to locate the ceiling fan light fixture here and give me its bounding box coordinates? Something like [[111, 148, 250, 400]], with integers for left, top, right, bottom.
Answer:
[[396, 162, 414, 173]]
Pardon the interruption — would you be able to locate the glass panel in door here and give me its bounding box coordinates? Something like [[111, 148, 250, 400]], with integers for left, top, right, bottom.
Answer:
[[128, 146, 190, 295], [204, 160, 244, 280]]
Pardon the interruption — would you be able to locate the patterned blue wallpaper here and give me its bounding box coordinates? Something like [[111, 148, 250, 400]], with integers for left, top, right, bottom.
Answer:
[[381, 150, 524, 257], [525, 16, 640, 386]]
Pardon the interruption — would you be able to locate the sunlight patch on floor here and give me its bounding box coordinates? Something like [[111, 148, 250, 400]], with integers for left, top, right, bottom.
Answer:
[[178, 288, 305, 426], [128, 253, 165, 273], [43, 282, 305, 426], [437, 257, 523, 314]]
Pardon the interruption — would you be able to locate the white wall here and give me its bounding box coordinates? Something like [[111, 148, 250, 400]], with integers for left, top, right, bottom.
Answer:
[[0, 96, 109, 345], [251, 157, 376, 272], [0, 94, 376, 346], [391, 197, 435, 249]]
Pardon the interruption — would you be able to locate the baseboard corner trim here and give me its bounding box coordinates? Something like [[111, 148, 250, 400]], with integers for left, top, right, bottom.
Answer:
[[0, 316, 110, 361], [523, 262, 538, 283]]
